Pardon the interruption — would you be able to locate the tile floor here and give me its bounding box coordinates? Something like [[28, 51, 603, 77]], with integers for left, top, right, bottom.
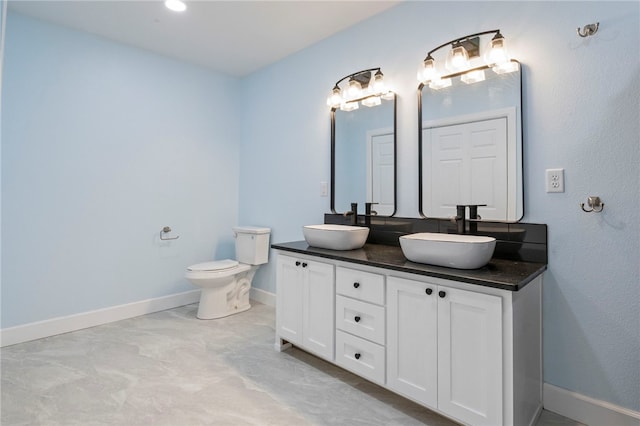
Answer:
[[1, 303, 584, 426]]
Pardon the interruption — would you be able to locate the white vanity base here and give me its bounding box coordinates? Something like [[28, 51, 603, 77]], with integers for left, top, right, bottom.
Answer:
[[274, 338, 292, 352], [274, 250, 543, 426]]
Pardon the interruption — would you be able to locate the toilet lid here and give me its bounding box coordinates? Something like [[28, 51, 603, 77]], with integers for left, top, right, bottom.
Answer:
[[187, 259, 239, 272]]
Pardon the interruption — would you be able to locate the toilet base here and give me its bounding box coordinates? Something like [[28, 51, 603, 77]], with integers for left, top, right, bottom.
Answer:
[[194, 267, 257, 320]]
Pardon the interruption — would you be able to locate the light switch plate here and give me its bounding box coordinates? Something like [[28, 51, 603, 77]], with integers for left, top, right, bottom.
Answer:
[[320, 181, 328, 197]]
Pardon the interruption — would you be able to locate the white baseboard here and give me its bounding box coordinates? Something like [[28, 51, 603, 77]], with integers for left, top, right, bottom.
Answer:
[[0, 290, 201, 347], [250, 287, 275, 307], [544, 383, 640, 426]]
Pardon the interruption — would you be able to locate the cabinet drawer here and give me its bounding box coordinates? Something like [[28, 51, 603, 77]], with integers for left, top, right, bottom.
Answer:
[[335, 330, 385, 385], [336, 296, 385, 345], [336, 267, 385, 305]]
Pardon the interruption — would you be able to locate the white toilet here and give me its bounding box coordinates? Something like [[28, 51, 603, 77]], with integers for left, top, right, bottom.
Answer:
[[185, 226, 271, 319]]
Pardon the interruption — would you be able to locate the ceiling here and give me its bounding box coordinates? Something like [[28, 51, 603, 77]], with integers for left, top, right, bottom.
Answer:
[[8, 0, 401, 76]]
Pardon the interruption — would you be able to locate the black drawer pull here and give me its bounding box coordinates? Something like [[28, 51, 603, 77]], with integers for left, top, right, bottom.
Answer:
[[439, 290, 446, 298], [354, 316, 361, 323], [354, 353, 361, 360], [425, 288, 433, 295], [302, 262, 308, 268], [295, 261, 301, 266], [353, 282, 360, 288]]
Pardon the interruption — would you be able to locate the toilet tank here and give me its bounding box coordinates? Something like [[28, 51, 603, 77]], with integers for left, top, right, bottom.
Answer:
[[233, 226, 271, 265]]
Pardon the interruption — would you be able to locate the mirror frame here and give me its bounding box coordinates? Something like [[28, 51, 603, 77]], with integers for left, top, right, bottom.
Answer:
[[331, 93, 397, 216], [417, 61, 524, 221]]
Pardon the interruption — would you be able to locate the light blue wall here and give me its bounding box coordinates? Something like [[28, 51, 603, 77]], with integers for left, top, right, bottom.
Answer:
[[2, 14, 241, 327], [239, 1, 639, 412], [2, 0, 639, 415]]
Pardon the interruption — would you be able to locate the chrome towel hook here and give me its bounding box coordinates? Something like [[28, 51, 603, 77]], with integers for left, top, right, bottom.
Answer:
[[577, 22, 599, 38], [160, 226, 180, 240], [580, 196, 604, 213]]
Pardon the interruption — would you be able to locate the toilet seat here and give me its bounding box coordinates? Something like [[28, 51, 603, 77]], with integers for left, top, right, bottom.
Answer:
[[188, 259, 239, 272], [185, 260, 252, 281]]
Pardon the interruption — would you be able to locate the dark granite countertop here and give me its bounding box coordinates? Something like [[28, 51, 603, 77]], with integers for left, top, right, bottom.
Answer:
[[271, 241, 546, 291]]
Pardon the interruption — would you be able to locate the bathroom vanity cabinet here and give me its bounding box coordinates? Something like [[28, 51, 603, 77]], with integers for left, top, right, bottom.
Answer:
[[275, 255, 335, 360], [273, 242, 545, 426], [387, 275, 504, 425]]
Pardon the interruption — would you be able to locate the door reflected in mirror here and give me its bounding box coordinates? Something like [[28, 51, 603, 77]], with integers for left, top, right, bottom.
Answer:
[[419, 62, 522, 222], [332, 94, 396, 216]]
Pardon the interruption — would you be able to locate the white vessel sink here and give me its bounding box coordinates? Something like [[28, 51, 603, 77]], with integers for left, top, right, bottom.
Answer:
[[399, 232, 496, 269], [303, 224, 369, 251]]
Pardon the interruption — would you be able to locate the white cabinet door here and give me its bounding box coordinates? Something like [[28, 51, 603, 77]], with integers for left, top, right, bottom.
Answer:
[[276, 256, 304, 344], [276, 255, 335, 361], [302, 260, 335, 360], [437, 286, 503, 426], [386, 277, 438, 408]]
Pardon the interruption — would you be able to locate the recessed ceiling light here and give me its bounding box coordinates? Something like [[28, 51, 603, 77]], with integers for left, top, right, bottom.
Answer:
[[165, 0, 186, 12]]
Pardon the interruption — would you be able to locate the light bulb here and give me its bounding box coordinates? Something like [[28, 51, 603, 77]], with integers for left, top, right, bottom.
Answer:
[[446, 45, 470, 72], [165, 0, 186, 12], [484, 33, 510, 65], [326, 86, 342, 108], [372, 70, 385, 94], [419, 55, 439, 83], [345, 79, 362, 101]]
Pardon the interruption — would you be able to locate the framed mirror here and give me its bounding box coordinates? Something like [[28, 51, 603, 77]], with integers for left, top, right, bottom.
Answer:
[[418, 61, 523, 222], [331, 94, 396, 216]]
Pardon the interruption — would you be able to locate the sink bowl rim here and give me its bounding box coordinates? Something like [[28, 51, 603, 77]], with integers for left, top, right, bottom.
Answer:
[[302, 224, 369, 251], [303, 224, 368, 233], [399, 232, 496, 244], [399, 232, 496, 269]]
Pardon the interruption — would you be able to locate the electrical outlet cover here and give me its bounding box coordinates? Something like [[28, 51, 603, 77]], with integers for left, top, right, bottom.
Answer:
[[545, 168, 564, 193]]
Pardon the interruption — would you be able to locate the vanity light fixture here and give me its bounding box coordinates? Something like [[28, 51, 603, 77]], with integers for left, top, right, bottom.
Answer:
[[418, 55, 439, 83], [428, 77, 452, 90], [326, 68, 392, 111], [460, 69, 486, 84], [484, 32, 509, 65], [361, 96, 381, 107], [341, 101, 359, 111], [445, 42, 471, 72], [419, 29, 517, 89], [165, 0, 186, 12], [345, 79, 363, 101]]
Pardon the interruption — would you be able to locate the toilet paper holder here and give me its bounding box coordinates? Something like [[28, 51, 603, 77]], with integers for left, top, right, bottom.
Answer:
[[160, 226, 180, 240]]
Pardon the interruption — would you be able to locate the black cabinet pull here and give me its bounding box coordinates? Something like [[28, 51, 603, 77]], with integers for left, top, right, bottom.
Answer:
[[439, 290, 446, 298], [302, 262, 308, 268], [295, 261, 301, 266], [425, 288, 433, 295], [354, 316, 361, 323], [353, 282, 360, 288], [354, 353, 361, 360]]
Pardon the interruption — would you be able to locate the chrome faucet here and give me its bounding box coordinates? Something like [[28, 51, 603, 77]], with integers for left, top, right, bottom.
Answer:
[[343, 202, 358, 225]]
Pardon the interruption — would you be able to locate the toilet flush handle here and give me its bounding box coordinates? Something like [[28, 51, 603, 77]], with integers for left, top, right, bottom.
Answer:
[[160, 226, 180, 241]]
